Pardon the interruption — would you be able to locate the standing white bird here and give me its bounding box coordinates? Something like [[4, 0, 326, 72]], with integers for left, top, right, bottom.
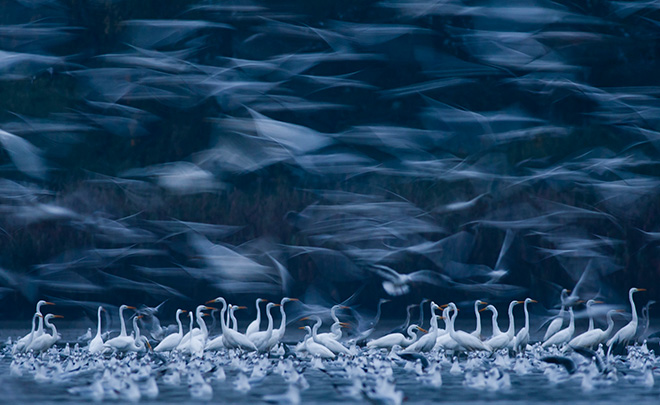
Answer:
[[299, 325, 335, 359], [245, 298, 267, 337], [180, 312, 205, 355], [104, 305, 138, 352], [486, 300, 519, 350], [266, 297, 299, 350], [470, 300, 488, 339], [179, 305, 213, 344], [543, 289, 570, 341], [585, 299, 603, 332], [13, 313, 40, 354], [607, 287, 646, 348], [88, 306, 107, 354], [154, 309, 187, 352], [27, 313, 63, 352], [513, 298, 537, 352], [569, 309, 622, 349], [306, 315, 351, 355], [446, 303, 491, 352], [542, 307, 575, 348], [248, 303, 280, 352], [17, 300, 55, 348], [367, 324, 424, 349], [484, 305, 502, 338], [206, 297, 257, 351], [402, 302, 441, 353]]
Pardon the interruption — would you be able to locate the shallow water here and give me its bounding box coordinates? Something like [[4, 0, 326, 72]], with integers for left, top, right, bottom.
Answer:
[[3, 327, 660, 404]]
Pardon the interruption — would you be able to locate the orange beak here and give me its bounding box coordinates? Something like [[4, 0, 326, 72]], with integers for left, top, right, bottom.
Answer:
[[53, 315, 64, 319], [204, 306, 216, 311], [417, 327, 428, 333], [205, 299, 217, 304], [126, 306, 137, 310], [45, 302, 56, 306], [299, 317, 310, 321]]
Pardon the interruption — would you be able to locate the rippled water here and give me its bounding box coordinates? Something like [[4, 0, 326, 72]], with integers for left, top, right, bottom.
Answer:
[[3, 326, 660, 404]]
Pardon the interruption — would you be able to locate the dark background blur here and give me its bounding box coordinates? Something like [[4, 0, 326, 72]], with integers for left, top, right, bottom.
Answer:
[[0, 0, 659, 320]]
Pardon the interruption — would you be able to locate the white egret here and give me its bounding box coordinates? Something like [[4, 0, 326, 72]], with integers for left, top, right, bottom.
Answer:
[[104, 305, 138, 352], [401, 302, 441, 353], [544, 289, 570, 341], [245, 298, 267, 337], [206, 297, 257, 351], [180, 312, 205, 354], [470, 300, 488, 339], [585, 299, 603, 332], [484, 305, 502, 338], [447, 303, 491, 352], [305, 315, 350, 355], [486, 300, 519, 351], [248, 302, 280, 352], [299, 325, 335, 359], [179, 305, 213, 344], [266, 297, 299, 349], [513, 298, 537, 352], [17, 300, 55, 347], [88, 306, 107, 354], [434, 307, 461, 351], [126, 315, 150, 353], [13, 313, 40, 354], [606, 287, 646, 348], [542, 307, 575, 348], [154, 309, 187, 352], [316, 304, 349, 342], [569, 309, 622, 349], [27, 313, 63, 352], [367, 324, 424, 349]]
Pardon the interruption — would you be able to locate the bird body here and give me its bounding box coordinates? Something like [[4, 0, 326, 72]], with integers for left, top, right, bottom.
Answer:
[[154, 309, 186, 352], [513, 298, 536, 352], [367, 325, 422, 349], [88, 306, 106, 354], [569, 309, 619, 349], [486, 300, 519, 350], [27, 314, 63, 352], [447, 303, 491, 352], [542, 308, 575, 348], [607, 288, 645, 348]]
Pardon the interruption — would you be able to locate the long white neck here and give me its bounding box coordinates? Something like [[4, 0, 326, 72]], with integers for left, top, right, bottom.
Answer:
[[276, 300, 288, 336], [604, 311, 616, 336], [474, 301, 482, 336], [36, 301, 46, 334], [311, 317, 322, 341], [448, 307, 458, 339], [218, 299, 228, 333], [629, 289, 639, 326], [45, 317, 57, 337], [567, 308, 575, 333], [188, 313, 194, 345], [28, 314, 39, 344], [264, 304, 275, 339], [404, 325, 419, 344], [133, 317, 141, 341], [523, 300, 530, 331], [176, 310, 184, 335], [506, 302, 516, 337], [587, 302, 594, 331], [490, 307, 501, 335], [119, 306, 128, 337], [196, 306, 208, 337], [96, 307, 103, 338], [230, 308, 238, 331], [254, 299, 263, 326]]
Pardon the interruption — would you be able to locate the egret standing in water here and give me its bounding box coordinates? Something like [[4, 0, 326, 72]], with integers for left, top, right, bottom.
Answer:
[[27, 314, 63, 352], [154, 309, 187, 352], [88, 306, 107, 354], [607, 288, 646, 349]]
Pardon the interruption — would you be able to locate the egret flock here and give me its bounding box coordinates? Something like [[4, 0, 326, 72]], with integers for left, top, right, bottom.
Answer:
[[4, 287, 660, 403]]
